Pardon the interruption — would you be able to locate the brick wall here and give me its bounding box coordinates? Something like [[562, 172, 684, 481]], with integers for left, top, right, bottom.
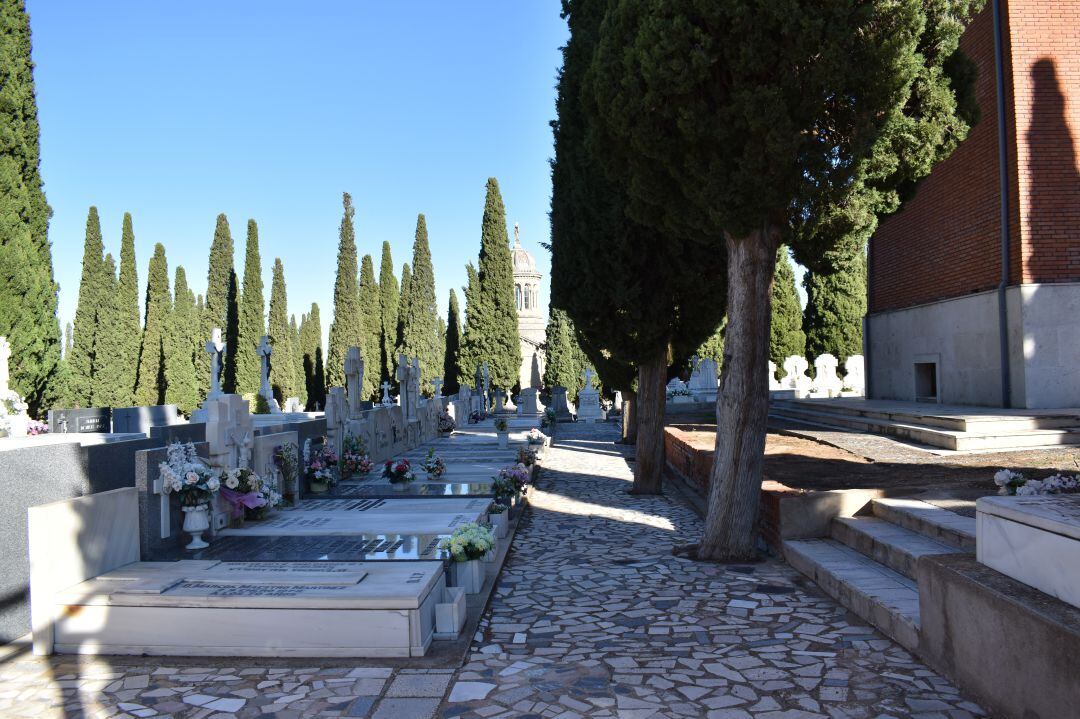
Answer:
[[870, 1, 1080, 313]]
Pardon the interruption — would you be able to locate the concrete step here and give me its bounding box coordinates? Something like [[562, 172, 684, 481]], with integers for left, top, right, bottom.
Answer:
[[830, 516, 962, 579], [783, 538, 920, 652], [771, 398, 1080, 433], [870, 498, 976, 551], [768, 405, 1080, 451]]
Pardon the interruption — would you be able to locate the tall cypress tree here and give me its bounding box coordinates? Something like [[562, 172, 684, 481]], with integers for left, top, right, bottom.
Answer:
[[205, 213, 237, 390], [63, 322, 72, 359], [91, 253, 125, 407], [377, 242, 399, 386], [443, 289, 463, 394], [398, 214, 440, 392], [459, 263, 480, 381], [68, 207, 107, 406], [222, 270, 240, 393], [803, 247, 867, 367], [771, 246, 805, 372], [237, 219, 265, 396], [290, 314, 305, 407], [358, 253, 380, 400], [299, 302, 325, 410], [116, 213, 141, 404], [134, 243, 171, 405], [267, 258, 296, 401], [165, 266, 200, 414], [327, 193, 360, 388], [543, 308, 586, 400], [396, 262, 411, 356], [461, 178, 521, 390], [0, 0, 63, 415]]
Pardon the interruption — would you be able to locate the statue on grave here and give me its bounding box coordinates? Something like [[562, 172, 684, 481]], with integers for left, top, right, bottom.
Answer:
[[581, 366, 597, 393], [205, 328, 225, 398], [380, 380, 393, 407], [256, 335, 281, 413], [344, 346, 364, 419]]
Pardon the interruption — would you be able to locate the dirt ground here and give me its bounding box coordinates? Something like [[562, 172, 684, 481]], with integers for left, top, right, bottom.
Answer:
[[670, 422, 1080, 502]]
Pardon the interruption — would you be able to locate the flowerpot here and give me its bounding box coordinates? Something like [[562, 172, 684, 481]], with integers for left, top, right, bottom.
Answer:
[[489, 512, 508, 538], [497, 432, 509, 449], [182, 504, 211, 550], [434, 586, 467, 637], [449, 559, 484, 594], [309, 480, 329, 494], [391, 482, 409, 492]]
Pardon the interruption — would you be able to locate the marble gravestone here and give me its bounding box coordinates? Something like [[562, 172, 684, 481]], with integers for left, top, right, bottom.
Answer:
[[112, 405, 180, 435], [768, 361, 782, 391], [976, 494, 1080, 610], [518, 388, 544, 415], [576, 368, 603, 423], [325, 387, 348, 459], [550, 387, 574, 423], [253, 431, 299, 506], [136, 442, 212, 559], [781, 355, 812, 396], [844, 355, 866, 396], [688, 356, 719, 402], [810, 353, 844, 397], [47, 407, 112, 434]]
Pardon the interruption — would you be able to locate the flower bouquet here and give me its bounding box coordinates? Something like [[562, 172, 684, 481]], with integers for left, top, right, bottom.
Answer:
[[469, 409, 488, 424], [487, 502, 508, 538], [438, 409, 456, 435], [382, 458, 416, 487], [994, 468, 1080, 496], [304, 437, 338, 494], [421, 447, 446, 478], [158, 442, 220, 549], [0, 388, 30, 438], [220, 467, 270, 523], [494, 417, 508, 433], [517, 446, 537, 467], [341, 434, 374, 479], [273, 442, 299, 505], [439, 522, 495, 562]]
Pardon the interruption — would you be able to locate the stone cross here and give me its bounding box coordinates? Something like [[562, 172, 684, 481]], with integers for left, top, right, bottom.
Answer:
[[582, 366, 596, 391], [205, 328, 225, 398], [380, 381, 393, 406], [432, 376, 443, 399], [0, 336, 9, 395], [344, 346, 364, 419]]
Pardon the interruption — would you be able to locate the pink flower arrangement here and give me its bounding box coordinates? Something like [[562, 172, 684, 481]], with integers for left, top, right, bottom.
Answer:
[[382, 458, 416, 484]]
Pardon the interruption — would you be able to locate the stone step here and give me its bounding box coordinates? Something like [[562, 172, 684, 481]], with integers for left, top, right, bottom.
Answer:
[[870, 498, 976, 551], [830, 516, 962, 579], [783, 538, 920, 652], [768, 405, 1080, 451]]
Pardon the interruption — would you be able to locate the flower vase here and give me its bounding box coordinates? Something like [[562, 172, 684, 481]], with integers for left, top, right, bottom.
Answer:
[[450, 559, 484, 594], [497, 432, 509, 450], [309, 479, 329, 494], [391, 481, 409, 492], [182, 505, 211, 550]]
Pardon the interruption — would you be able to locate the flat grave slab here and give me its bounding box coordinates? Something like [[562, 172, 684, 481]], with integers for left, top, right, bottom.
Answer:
[[323, 481, 495, 499], [218, 497, 488, 536], [52, 560, 445, 657], [171, 533, 449, 562], [977, 495, 1080, 610]]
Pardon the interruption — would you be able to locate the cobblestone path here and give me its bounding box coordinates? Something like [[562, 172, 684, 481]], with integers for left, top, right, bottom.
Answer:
[[0, 424, 986, 719]]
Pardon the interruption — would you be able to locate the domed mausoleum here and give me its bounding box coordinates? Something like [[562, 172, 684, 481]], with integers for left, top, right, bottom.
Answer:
[[511, 223, 547, 389]]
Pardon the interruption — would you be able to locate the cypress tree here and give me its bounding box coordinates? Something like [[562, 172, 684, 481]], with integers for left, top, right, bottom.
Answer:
[[290, 314, 305, 407], [803, 247, 867, 367], [165, 266, 200, 414], [459, 263, 480, 380], [90, 253, 125, 406], [194, 294, 208, 398], [396, 262, 411, 356], [695, 319, 727, 365], [237, 219, 265, 396], [771, 246, 805, 371], [222, 270, 240, 393], [377, 241, 399, 386], [0, 0, 63, 415], [436, 316, 446, 391], [358, 253, 380, 400], [327, 192, 360, 388], [205, 213, 234, 329], [134, 243, 171, 406], [116, 213, 141, 403], [461, 178, 522, 391], [443, 289, 462, 394], [300, 303, 326, 410], [543, 308, 580, 397], [63, 323, 72, 359], [68, 207, 107, 406], [267, 258, 296, 401], [398, 214, 440, 392]]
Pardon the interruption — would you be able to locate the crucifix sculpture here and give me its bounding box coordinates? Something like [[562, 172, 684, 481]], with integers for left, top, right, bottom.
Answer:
[[205, 328, 225, 398]]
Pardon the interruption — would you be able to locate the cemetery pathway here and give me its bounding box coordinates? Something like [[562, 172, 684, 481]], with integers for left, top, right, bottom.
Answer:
[[0, 423, 987, 719]]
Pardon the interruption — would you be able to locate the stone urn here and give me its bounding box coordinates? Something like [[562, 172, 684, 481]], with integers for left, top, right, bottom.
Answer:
[[182, 504, 211, 550]]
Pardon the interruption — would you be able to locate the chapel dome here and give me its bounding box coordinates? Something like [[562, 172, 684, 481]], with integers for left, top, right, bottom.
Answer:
[[511, 223, 539, 276]]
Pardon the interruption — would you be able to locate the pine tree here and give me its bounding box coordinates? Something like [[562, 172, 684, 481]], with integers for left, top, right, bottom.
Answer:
[[461, 178, 522, 391], [116, 213, 141, 404], [358, 253, 380, 400], [803, 247, 867, 367], [267, 258, 296, 401], [327, 193, 360, 388], [0, 0, 63, 415], [443, 289, 463, 394], [90, 253, 125, 406], [396, 262, 412, 357], [771, 246, 805, 372], [134, 243, 171, 405], [377, 241, 399, 387], [237, 219, 265, 396], [290, 314, 305, 407], [398, 214, 441, 392], [165, 266, 200, 414], [300, 303, 325, 410], [68, 207, 107, 406]]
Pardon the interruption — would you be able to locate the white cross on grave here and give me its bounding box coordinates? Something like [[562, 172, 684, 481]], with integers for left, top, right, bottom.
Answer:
[[582, 366, 595, 389], [380, 381, 393, 407], [432, 376, 443, 399], [205, 328, 225, 398]]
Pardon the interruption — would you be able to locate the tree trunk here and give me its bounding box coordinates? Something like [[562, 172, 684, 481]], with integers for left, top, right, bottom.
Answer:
[[621, 388, 638, 445], [697, 227, 779, 560], [632, 351, 666, 494]]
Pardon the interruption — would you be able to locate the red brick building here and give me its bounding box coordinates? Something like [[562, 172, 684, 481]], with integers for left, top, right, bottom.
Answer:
[[867, 0, 1080, 408]]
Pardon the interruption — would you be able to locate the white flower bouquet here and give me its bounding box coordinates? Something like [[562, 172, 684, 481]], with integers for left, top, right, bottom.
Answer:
[[159, 442, 219, 507], [994, 468, 1080, 496], [438, 522, 495, 562]]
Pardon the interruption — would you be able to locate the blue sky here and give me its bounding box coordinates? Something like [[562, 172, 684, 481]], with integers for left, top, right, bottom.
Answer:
[[30, 1, 568, 342]]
